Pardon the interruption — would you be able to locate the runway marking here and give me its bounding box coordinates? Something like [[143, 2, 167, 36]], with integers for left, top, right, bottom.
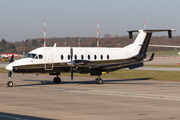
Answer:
[[70, 90, 180, 101], [0, 114, 29, 120], [22, 86, 180, 101]]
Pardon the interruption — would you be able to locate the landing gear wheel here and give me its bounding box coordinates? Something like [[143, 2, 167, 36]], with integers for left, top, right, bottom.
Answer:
[[98, 78, 103, 84], [7, 81, 13, 87], [95, 78, 99, 84], [95, 78, 103, 84], [53, 77, 61, 84]]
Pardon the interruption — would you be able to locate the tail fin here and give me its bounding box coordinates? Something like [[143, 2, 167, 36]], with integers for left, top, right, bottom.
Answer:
[[123, 29, 176, 55]]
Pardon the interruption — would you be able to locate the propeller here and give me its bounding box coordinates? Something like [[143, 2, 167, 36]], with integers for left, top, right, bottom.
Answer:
[[70, 47, 73, 81], [8, 55, 14, 79], [9, 55, 14, 62]]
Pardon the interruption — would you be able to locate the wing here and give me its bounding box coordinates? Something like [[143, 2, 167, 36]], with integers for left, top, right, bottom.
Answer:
[[70, 53, 154, 73], [90, 53, 154, 71]]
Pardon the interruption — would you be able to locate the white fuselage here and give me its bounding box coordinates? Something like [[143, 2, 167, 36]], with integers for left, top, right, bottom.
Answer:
[[6, 47, 137, 70], [31, 47, 135, 63]]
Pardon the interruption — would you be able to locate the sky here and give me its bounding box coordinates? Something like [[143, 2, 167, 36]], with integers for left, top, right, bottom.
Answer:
[[0, 0, 180, 42]]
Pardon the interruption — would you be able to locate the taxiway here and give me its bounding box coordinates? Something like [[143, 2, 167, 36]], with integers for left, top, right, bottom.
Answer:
[[0, 73, 180, 120], [1, 58, 180, 119]]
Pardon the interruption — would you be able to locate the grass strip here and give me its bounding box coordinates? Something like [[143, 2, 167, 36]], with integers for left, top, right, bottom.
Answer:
[[147, 49, 180, 56], [144, 65, 180, 68]]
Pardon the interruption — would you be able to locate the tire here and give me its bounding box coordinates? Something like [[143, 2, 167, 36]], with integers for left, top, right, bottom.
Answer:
[[95, 78, 99, 84], [95, 78, 103, 84], [7, 81, 13, 87], [98, 78, 103, 84], [53, 77, 61, 83]]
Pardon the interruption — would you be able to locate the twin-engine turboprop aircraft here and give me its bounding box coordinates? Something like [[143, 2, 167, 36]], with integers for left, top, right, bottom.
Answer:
[[5, 29, 175, 87]]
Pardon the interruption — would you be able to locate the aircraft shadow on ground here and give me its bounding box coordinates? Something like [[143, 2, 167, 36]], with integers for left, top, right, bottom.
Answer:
[[103, 78, 153, 84], [19, 77, 153, 86], [0, 112, 55, 120]]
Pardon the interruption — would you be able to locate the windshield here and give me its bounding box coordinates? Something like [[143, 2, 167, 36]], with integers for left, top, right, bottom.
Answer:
[[26, 53, 37, 59]]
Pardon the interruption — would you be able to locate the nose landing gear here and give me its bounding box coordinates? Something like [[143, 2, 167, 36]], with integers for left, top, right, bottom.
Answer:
[[7, 81, 13, 87], [7, 71, 13, 87]]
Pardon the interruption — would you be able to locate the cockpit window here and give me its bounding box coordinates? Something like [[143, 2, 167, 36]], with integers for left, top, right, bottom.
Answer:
[[26, 54, 37, 59], [39, 55, 43, 59]]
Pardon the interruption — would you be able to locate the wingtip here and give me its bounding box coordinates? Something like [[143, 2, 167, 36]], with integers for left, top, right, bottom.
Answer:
[[149, 53, 154, 61], [171, 29, 176, 31]]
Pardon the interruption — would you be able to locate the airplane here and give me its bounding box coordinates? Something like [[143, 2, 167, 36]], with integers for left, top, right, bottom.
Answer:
[[5, 29, 175, 87]]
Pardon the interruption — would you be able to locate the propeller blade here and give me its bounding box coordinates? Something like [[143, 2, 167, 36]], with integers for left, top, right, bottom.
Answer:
[[9, 55, 14, 62], [70, 47, 73, 61], [70, 47, 73, 81], [71, 66, 73, 81]]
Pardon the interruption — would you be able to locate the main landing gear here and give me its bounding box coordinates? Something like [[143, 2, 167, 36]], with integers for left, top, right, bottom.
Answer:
[[95, 76, 103, 84], [53, 75, 61, 84], [50, 73, 61, 84]]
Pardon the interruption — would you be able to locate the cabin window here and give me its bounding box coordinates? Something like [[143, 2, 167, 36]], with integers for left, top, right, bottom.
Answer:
[[107, 55, 109, 60], [94, 55, 97, 60], [81, 55, 84, 60], [68, 55, 70, 60], [39, 55, 43, 59], [88, 55, 90, 60], [61, 55, 64, 60], [74, 55, 77, 60], [26, 53, 37, 59], [100, 55, 103, 60]]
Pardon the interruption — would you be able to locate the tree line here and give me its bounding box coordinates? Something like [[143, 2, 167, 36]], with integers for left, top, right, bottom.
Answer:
[[0, 35, 180, 54]]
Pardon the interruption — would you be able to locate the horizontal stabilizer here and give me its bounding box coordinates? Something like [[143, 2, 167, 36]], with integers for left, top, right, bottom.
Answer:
[[127, 29, 176, 39]]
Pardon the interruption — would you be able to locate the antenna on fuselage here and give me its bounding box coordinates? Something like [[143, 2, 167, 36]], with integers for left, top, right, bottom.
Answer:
[[53, 43, 57, 47]]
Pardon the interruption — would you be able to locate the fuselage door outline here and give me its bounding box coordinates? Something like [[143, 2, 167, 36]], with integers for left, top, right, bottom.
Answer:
[[44, 48, 53, 70]]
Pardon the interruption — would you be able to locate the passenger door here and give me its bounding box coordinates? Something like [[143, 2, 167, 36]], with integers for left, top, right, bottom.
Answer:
[[44, 48, 53, 70]]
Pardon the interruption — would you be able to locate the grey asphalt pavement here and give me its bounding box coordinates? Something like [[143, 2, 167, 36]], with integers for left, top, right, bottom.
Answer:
[[0, 62, 8, 68], [0, 74, 180, 120]]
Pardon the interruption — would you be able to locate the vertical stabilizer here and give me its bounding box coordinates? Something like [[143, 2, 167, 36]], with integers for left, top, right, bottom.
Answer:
[[123, 29, 175, 56]]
